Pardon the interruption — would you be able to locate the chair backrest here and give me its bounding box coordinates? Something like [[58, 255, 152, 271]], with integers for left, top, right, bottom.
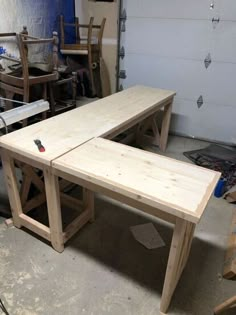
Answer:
[[92, 18, 106, 52], [0, 26, 28, 64], [60, 15, 106, 51], [60, 15, 81, 46], [16, 31, 59, 82]]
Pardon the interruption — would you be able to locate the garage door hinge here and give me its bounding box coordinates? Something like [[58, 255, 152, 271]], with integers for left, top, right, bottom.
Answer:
[[119, 84, 124, 91], [212, 17, 220, 28], [197, 96, 204, 108], [120, 9, 127, 32], [119, 70, 127, 79], [119, 46, 125, 59], [120, 9, 127, 21], [204, 53, 212, 69]]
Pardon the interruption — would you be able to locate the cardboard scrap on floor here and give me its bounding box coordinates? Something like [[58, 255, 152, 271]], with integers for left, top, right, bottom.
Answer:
[[223, 209, 236, 279], [130, 223, 165, 249], [225, 185, 236, 203]]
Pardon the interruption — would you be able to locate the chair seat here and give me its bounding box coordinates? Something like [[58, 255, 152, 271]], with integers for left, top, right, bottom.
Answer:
[[0, 72, 58, 88]]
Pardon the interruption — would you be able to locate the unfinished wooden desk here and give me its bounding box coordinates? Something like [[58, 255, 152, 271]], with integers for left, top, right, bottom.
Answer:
[[0, 85, 175, 252], [52, 138, 220, 313]]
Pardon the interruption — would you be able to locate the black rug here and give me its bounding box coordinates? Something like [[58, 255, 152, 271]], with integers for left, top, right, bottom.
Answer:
[[183, 144, 236, 192]]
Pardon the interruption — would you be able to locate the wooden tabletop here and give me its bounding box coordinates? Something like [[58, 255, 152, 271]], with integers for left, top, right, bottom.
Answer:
[[0, 86, 175, 165], [53, 138, 221, 223]]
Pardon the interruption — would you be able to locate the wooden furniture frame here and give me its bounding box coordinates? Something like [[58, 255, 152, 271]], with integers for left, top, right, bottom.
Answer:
[[49, 137, 220, 313], [48, 71, 77, 116], [0, 99, 49, 217], [0, 31, 59, 124], [223, 209, 236, 279], [60, 15, 106, 96], [0, 86, 175, 310], [0, 85, 174, 243], [0, 86, 220, 313]]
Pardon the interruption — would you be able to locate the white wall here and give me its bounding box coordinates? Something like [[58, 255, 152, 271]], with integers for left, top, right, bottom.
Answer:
[[75, 0, 118, 93], [120, 0, 236, 144]]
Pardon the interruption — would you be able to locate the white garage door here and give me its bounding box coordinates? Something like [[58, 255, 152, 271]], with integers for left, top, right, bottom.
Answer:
[[119, 0, 236, 145]]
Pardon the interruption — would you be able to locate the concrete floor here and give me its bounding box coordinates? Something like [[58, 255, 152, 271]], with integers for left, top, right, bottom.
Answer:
[[0, 136, 236, 315]]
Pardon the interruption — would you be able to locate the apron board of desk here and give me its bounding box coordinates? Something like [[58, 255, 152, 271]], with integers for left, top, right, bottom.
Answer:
[[52, 137, 220, 313], [0, 85, 175, 251]]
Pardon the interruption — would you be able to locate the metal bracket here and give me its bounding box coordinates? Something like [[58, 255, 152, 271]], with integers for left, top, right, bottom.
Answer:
[[212, 17, 220, 28], [204, 53, 212, 69], [197, 96, 204, 108], [119, 46, 125, 59], [120, 9, 127, 32], [120, 9, 127, 21], [121, 21, 126, 32], [119, 70, 127, 79]]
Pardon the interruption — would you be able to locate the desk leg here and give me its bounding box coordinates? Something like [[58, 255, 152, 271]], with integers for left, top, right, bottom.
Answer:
[[1, 149, 22, 228], [44, 167, 64, 253], [159, 101, 173, 152], [160, 218, 195, 313], [83, 188, 95, 223]]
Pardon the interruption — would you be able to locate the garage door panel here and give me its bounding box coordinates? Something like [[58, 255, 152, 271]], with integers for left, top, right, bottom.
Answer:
[[123, 54, 236, 106], [171, 98, 236, 144], [120, 0, 236, 144], [127, 0, 236, 21], [126, 18, 236, 63]]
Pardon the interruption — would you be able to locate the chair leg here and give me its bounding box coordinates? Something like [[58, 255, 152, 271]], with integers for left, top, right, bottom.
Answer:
[[72, 72, 77, 106], [41, 83, 47, 120], [4, 91, 14, 111], [48, 82, 56, 116], [88, 49, 96, 96], [22, 90, 30, 127]]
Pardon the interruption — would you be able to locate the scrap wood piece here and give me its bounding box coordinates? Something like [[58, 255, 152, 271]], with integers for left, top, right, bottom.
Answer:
[[223, 209, 236, 279], [4, 218, 13, 227], [225, 186, 236, 203], [214, 295, 236, 314]]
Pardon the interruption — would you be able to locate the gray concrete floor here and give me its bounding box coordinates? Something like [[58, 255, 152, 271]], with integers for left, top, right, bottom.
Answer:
[[0, 136, 236, 315]]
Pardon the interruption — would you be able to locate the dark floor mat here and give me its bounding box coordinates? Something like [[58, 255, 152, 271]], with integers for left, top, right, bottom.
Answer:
[[183, 145, 236, 192], [195, 144, 236, 162]]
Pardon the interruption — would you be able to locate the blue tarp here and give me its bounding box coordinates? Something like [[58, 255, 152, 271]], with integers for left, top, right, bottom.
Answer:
[[61, 0, 76, 44]]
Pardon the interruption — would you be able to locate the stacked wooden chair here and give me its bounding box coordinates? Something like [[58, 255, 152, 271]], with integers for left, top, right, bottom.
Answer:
[[0, 28, 59, 124], [60, 15, 106, 96], [0, 28, 77, 124]]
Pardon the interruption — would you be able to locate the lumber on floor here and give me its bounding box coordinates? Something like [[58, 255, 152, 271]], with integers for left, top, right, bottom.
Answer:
[[223, 209, 236, 279], [214, 295, 236, 314]]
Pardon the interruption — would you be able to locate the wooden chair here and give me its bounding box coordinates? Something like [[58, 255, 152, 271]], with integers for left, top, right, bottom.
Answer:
[[0, 30, 59, 125], [60, 15, 106, 96]]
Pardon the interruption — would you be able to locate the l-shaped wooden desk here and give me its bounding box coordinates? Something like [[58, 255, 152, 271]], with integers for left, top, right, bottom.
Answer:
[[0, 86, 220, 313], [52, 137, 220, 313]]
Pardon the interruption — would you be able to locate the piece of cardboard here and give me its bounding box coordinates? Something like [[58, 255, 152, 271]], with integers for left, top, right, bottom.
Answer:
[[225, 190, 236, 203], [130, 223, 165, 249]]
